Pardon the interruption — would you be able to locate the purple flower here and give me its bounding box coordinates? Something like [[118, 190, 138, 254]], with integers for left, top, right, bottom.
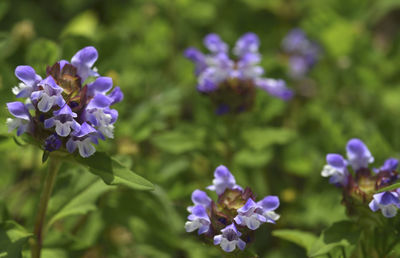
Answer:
[[257, 195, 280, 223], [321, 154, 349, 186], [6, 102, 31, 136], [374, 158, 399, 173], [213, 224, 246, 252], [44, 104, 80, 137], [204, 33, 228, 53], [44, 134, 62, 152], [234, 198, 267, 230], [185, 33, 293, 114], [207, 165, 242, 195], [6, 46, 123, 158], [346, 138, 374, 171], [233, 32, 260, 57], [66, 122, 98, 158], [12, 66, 42, 98], [282, 28, 320, 79], [185, 205, 211, 235], [369, 191, 400, 218], [255, 78, 294, 100], [31, 76, 65, 113], [187, 189, 212, 212], [71, 46, 99, 83]]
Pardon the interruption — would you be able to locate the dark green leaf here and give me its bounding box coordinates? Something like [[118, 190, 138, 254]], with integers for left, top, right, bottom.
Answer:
[[0, 221, 32, 258], [377, 182, 400, 193], [272, 229, 318, 253], [73, 152, 154, 191]]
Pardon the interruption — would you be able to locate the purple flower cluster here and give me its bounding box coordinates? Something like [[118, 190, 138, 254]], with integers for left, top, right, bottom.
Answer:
[[185, 33, 293, 114], [185, 165, 280, 252], [282, 29, 320, 79], [321, 138, 400, 218], [6, 47, 123, 158]]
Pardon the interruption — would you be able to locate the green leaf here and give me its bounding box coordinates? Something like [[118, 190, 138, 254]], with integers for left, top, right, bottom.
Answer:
[[272, 229, 318, 253], [308, 221, 361, 257], [73, 152, 154, 191], [47, 169, 114, 228], [241, 127, 295, 151], [0, 221, 32, 258], [377, 182, 400, 193]]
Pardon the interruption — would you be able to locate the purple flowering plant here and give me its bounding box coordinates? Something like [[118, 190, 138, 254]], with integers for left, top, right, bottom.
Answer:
[[321, 138, 400, 218], [5, 46, 153, 258], [282, 29, 320, 79], [319, 138, 400, 257], [185, 33, 293, 115], [185, 165, 280, 255], [7, 46, 123, 159]]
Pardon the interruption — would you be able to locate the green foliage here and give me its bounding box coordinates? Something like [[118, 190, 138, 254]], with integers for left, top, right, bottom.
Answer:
[[1, 0, 400, 256], [73, 152, 154, 191], [0, 221, 32, 258]]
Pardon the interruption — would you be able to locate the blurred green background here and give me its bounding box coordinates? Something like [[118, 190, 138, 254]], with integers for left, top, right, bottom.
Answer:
[[1, 0, 400, 257]]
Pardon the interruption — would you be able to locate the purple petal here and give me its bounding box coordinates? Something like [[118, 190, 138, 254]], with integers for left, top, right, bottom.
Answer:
[[54, 104, 76, 117], [71, 46, 98, 68], [380, 192, 400, 206], [15, 65, 40, 86], [214, 165, 232, 179], [326, 154, 346, 170], [87, 94, 112, 109], [191, 205, 209, 221], [66, 138, 77, 153], [380, 158, 399, 172], [255, 78, 294, 100], [58, 60, 69, 70], [108, 86, 124, 105], [72, 122, 96, 138], [238, 198, 257, 213], [234, 32, 260, 56], [191, 190, 211, 207], [258, 196, 280, 211], [346, 138, 374, 170], [88, 77, 113, 96], [204, 33, 228, 53], [7, 102, 30, 120]]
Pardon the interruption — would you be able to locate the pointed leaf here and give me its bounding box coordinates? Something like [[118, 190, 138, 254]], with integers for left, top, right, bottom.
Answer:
[[73, 152, 154, 191], [272, 229, 318, 253], [0, 221, 32, 258]]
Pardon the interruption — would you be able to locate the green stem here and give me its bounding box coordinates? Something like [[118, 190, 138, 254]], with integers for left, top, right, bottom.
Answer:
[[30, 157, 61, 258]]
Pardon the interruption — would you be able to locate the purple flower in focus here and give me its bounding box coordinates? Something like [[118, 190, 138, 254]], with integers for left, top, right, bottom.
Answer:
[[369, 191, 400, 218], [6, 46, 124, 158], [234, 198, 267, 230], [346, 138, 374, 171], [6, 102, 31, 136], [207, 165, 242, 195], [187, 189, 212, 212], [214, 224, 246, 252], [321, 154, 349, 186], [12, 66, 42, 98], [185, 205, 211, 235], [257, 195, 281, 223]]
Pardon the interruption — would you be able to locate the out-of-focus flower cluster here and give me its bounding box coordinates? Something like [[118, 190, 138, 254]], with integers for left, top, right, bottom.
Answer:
[[321, 138, 400, 218], [282, 29, 320, 79], [185, 33, 293, 115], [185, 165, 280, 252], [6, 46, 123, 158]]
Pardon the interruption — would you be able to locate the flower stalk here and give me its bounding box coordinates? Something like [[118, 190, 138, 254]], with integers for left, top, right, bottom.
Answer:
[[31, 157, 61, 258]]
